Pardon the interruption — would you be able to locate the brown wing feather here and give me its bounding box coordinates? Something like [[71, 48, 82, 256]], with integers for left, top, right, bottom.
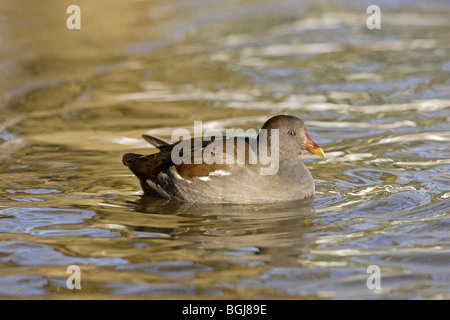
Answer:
[[175, 136, 254, 179], [141, 134, 175, 150], [123, 135, 255, 181]]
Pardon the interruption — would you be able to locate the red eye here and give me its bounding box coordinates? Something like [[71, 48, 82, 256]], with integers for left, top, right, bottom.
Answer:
[[288, 130, 296, 136]]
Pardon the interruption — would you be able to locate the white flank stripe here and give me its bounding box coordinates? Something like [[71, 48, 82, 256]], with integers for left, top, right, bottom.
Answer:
[[209, 170, 232, 176]]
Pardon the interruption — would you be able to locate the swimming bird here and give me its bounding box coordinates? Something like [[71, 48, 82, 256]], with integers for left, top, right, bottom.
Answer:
[[123, 115, 324, 204]]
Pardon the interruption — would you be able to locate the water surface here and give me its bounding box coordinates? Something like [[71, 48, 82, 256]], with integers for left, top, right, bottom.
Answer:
[[0, 0, 449, 299]]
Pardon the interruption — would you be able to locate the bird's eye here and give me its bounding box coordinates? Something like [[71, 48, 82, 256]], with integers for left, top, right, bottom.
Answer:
[[288, 130, 296, 136]]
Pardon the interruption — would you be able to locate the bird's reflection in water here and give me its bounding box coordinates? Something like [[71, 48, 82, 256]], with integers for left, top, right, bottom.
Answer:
[[126, 195, 317, 267]]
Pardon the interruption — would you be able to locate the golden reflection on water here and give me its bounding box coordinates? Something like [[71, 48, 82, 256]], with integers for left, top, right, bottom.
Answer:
[[0, 0, 449, 299], [0, 1, 135, 96]]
